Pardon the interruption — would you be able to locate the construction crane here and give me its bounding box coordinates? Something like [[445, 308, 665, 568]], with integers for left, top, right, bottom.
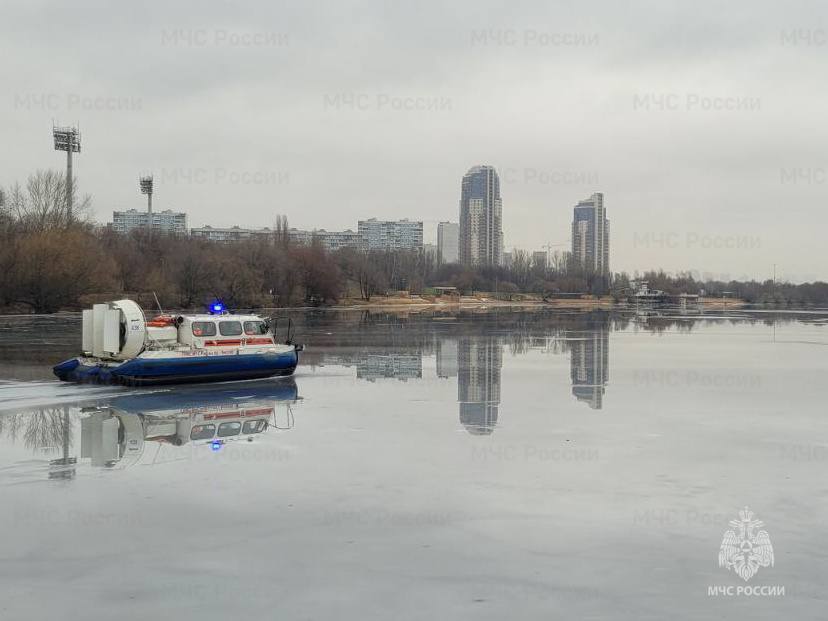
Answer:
[[542, 241, 569, 267]]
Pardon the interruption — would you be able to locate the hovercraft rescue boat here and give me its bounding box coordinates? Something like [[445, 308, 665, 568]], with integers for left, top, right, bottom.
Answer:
[[53, 299, 302, 386]]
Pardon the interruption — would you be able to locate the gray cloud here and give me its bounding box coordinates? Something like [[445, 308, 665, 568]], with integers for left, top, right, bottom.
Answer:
[[2, 0, 827, 281]]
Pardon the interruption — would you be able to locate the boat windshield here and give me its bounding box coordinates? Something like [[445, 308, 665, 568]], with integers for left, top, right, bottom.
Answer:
[[244, 321, 268, 335]]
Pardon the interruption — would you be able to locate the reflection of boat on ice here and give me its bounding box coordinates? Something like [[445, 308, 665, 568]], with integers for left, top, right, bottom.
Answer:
[[80, 378, 299, 468], [54, 299, 302, 386]]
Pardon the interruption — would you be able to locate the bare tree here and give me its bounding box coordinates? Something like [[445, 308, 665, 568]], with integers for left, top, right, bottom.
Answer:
[[274, 214, 290, 248], [4, 170, 92, 231]]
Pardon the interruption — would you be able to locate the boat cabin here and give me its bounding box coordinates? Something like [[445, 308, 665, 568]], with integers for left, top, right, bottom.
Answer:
[[145, 314, 276, 350]]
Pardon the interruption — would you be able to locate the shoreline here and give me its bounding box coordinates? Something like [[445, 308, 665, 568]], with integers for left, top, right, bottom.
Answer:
[[0, 296, 772, 316], [328, 295, 747, 312]]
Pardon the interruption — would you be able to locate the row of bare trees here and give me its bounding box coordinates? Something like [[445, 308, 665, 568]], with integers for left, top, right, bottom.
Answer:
[[0, 171, 117, 312], [4, 169, 827, 313], [0, 169, 612, 313], [90, 229, 347, 310], [0, 171, 353, 312]]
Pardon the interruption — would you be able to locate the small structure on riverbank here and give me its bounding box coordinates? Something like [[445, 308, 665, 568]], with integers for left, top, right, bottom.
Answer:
[[429, 286, 459, 297], [629, 281, 700, 309]]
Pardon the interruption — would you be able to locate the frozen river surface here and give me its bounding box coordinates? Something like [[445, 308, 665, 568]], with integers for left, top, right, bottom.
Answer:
[[0, 308, 826, 620]]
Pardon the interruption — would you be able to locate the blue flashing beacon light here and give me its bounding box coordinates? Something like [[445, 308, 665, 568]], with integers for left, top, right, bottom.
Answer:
[[211, 440, 222, 452], [210, 301, 225, 315]]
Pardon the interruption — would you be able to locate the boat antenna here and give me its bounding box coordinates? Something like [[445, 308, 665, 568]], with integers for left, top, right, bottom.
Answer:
[[152, 291, 164, 315]]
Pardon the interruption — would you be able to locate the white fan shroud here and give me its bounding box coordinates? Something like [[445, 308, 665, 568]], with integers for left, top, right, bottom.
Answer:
[[111, 299, 147, 360]]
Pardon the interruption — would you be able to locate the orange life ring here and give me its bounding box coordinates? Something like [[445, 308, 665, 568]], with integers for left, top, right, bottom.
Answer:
[[147, 315, 175, 327]]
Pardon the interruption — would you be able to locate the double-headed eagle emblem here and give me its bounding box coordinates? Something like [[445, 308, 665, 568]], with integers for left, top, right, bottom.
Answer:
[[718, 506, 774, 581]]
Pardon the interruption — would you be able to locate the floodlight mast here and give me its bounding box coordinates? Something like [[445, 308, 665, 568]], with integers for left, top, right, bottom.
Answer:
[[52, 125, 81, 221], [139, 174, 154, 225]]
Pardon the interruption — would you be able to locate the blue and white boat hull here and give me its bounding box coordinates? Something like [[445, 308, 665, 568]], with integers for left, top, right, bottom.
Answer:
[[54, 299, 303, 386], [54, 348, 300, 386]]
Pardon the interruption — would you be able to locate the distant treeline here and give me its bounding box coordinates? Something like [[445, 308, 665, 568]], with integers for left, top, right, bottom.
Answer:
[[1, 170, 827, 313]]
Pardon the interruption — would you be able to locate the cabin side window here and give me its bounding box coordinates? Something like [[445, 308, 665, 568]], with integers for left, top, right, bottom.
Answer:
[[243, 321, 268, 335], [192, 321, 217, 337], [219, 321, 243, 336]]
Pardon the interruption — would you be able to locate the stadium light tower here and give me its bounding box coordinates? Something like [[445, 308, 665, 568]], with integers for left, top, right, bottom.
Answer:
[[139, 174, 154, 229], [52, 125, 81, 220]]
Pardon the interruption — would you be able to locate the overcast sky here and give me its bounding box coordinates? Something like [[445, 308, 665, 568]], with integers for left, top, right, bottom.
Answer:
[[2, 1, 826, 281]]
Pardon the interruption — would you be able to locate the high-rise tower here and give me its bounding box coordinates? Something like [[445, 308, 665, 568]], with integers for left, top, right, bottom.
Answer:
[[459, 165, 503, 266], [571, 192, 609, 275]]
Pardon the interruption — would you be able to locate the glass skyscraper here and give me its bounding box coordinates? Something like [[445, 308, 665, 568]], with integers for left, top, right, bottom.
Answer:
[[571, 192, 609, 275], [459, 165, 503, 267]]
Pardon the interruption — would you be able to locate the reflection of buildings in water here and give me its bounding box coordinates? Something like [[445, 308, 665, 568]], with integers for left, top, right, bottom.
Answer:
[[321, 336, 502, 433], [436, 338, 458, 379], [356, 354, 422, 382], [322, 352, 423, 382], [569, 326, 609, 409], [458, 337, 502, 435]]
